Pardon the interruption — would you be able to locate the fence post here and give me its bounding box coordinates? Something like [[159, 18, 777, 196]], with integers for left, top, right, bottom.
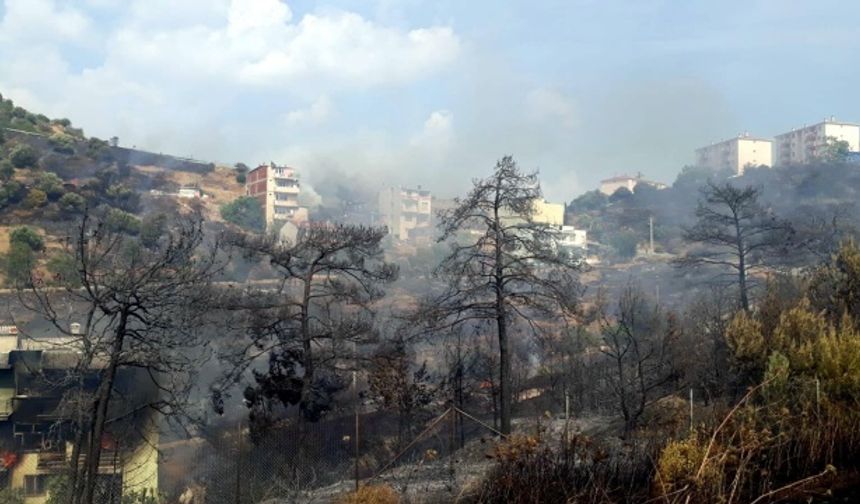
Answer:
[[235, 420, 242, 504], [689, 388, 694, 432], [449, 406, 455, 481]]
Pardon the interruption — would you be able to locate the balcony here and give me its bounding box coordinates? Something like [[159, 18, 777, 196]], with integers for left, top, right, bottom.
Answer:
[[38, 449, 123, 473]]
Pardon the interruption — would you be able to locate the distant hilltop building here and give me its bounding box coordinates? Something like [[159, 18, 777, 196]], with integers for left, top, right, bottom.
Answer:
[[378, 186, 432, 241], [246, 162, 309, 230], [774, 117, 860, 165], [599, 173, 666, 196], [696, 133, 773, 175]]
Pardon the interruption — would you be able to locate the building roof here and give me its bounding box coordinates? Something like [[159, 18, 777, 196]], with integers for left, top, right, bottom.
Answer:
[[599, 174, 640, 183], [697, 135, 773, 149], [774, 119, 860, 137]]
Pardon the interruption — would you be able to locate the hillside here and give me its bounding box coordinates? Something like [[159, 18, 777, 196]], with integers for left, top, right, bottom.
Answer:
[[0, 95, 246, 285]]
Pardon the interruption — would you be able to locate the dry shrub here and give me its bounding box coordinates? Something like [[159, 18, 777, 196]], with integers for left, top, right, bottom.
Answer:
[[337, 484, 399, 504], [471, 433, 655, 503]]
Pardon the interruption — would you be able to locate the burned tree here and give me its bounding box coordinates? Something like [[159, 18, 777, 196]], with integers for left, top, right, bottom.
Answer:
[[675, 182, 793, 311], [422, 156, 582, 434], [598, 285, 680, 433], [16, 210, 222, 504], [220, 224, 397, 433]]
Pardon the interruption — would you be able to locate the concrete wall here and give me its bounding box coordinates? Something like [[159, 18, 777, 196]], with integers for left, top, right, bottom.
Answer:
[[736, 138, 773, 174]]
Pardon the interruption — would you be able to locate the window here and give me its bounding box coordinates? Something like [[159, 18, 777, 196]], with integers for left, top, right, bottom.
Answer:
[[24, 474, 48, 496]]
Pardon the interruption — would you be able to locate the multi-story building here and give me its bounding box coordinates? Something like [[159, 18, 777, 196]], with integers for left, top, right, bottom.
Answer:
[[774, 118, 860, 165], [532, 199, 564, 226], [599, 174, 667, 196], [0, 325, 158, 503], [695, 134, 773, 175], [245, 163, 309, 230], [378, 186, 432, 241]]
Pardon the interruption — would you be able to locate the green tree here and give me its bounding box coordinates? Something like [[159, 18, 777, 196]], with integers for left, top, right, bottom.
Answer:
[[140, 213, 167, 248], [608, 229, 638, 259], [220, 196, 265, 232], [10, 226, 44, 251], [819, 136, 851, 163], [568, 189, 607, 213], [5, 226, 42, 286], [47, 252, 81, 287], [35, 171, 65, 200], [24, 188, 48, 208], [58, 192, 86, 215], [0, 159, 13, 181], [9, 144, 38, 168], [0, 180, 24, 208], [105, 208, 141, 235], [48, 133, 76, 155]]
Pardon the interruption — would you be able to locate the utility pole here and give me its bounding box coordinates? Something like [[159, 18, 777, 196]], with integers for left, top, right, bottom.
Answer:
[[649, 215, 654, 254], [353, 340, 360, 492]]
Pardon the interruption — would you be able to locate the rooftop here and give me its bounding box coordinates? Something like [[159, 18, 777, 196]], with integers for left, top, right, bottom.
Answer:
[[697, 134, 773, 148], [775, 117, 860, 136]]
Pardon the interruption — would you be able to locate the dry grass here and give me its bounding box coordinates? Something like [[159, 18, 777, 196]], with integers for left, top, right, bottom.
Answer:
[[135, 164, 244, 221], [336, 484, 400, 504]]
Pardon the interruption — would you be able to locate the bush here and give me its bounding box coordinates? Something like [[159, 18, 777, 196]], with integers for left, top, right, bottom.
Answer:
[[337, 484, 399, 504], [4, 242, 36, 286], [608, 229, 638, 259], [0, 159, 13, 181], [105, 208, 141, 235], [220, 196, 265, 232], [140, 213, 167, 248], [9, 144, 38, 168], [10, 226, 44, 251], [58, 192, 86, 215], [0, 180, 24, 208], [86, 137, 112, 161], [23, 188, 48, 209], [236, 172, 246, 184], [47, 252, 80, 287], [48, 133, 76, 155], [0, 487, 23, 504], [35, 171, 65, 200]]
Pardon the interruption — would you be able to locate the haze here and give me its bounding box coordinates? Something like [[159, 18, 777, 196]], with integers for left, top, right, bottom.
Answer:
[[1, 0, 859, 201]]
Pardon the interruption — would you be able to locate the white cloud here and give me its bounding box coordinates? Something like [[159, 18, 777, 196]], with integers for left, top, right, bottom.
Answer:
[[525, 87, 577, 129], [0, 0, 93, 45], [411, 109, 453, 151], [0, 0, 461, 161], [227, 0, 292, 36], [284, 95, 333, 126], [237, 14, 460, 88]]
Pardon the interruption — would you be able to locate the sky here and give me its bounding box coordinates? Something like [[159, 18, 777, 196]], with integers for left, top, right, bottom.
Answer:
[[1, 0, 860, 203]]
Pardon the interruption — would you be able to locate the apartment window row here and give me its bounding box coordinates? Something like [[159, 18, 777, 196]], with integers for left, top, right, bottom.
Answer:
[[275, 179, 298, 188]]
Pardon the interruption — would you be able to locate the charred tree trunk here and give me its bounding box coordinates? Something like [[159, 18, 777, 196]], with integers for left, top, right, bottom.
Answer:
[[80, 311, 127, 504]]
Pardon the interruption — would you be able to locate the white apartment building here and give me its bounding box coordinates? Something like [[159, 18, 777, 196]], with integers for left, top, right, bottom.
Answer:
[[378, 186, 432, 241], [774, 117, 860, 165], [246, 162, 309, 229], [696, 134, 773, 175]]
